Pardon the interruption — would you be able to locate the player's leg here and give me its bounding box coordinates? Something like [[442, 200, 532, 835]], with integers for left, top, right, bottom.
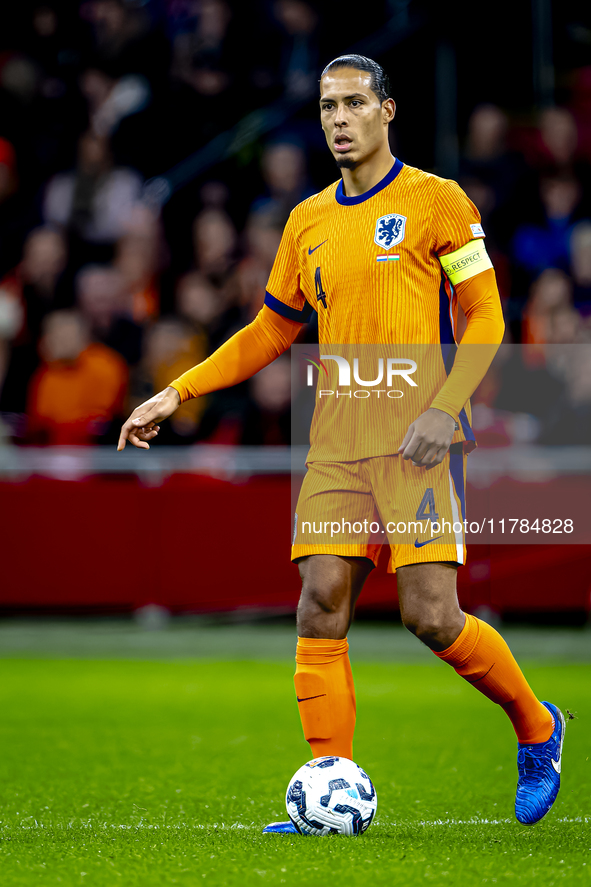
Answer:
[[396, 561, 564, 824], [263, 554, 373, 834], [294, 554, 373, 760], [289, 460, 379, 760], [370, 446, 554, 741], [369, 451, 563, 824], [397, 561, 553, 741]]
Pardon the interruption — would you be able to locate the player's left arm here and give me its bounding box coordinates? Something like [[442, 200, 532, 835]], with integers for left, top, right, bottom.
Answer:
[[399, 249, 504, 469], [429, 264, 504, 414]]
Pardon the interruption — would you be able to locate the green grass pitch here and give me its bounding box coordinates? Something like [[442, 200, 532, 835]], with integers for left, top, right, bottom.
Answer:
[[0, 627, 589, 886]]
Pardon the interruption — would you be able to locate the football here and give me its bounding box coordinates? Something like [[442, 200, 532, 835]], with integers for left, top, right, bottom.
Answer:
[[285, 756, 377, 836]]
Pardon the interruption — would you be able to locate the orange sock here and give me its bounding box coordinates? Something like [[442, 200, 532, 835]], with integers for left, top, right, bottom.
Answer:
[[294, 637, 356, 759], [435, 614, 554, 743]]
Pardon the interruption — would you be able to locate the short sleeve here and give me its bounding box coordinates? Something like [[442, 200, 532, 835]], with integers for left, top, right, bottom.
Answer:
[[264, 214, 313, 323], [432, 179, 485, 257]]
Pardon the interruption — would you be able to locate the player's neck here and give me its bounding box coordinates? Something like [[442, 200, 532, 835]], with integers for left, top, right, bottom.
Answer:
[[340, 148, 395, 198]]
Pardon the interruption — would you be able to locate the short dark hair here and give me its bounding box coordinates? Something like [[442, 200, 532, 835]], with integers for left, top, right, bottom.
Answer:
[[320, 54, 391, 104]]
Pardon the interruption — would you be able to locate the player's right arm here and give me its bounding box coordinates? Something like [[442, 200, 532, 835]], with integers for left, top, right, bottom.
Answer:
[[117, 305, 303, 450], [118, 212, 310, 451]]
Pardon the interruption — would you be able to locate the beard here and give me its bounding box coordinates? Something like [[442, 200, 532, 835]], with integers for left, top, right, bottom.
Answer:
[[336, 157, 358, 170]]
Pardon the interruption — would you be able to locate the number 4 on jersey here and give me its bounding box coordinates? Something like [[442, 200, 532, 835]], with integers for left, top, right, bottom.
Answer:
[[315, 266, 327, 309], [416, 488, 439, 523]]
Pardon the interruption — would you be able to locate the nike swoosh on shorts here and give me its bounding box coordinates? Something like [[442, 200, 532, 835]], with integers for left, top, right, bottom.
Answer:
[[414, 535, 444, 548]]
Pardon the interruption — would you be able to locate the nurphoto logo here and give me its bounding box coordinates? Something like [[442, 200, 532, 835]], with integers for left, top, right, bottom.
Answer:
[[305, 354, 418, 399]]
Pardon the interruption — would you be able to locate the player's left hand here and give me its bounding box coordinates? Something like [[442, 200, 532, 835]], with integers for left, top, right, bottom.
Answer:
[[398, 408, 456, 470]]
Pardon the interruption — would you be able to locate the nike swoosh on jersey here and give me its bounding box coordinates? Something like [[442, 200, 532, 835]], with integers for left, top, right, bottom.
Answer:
[[551, 756, 561, 774], [414, 535, 444, 548], [296, 694, 327, 702], [308, 240, 328, 255]]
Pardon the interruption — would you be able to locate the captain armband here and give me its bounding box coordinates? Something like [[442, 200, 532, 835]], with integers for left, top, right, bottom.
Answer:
[[439, 239, 493, 286]]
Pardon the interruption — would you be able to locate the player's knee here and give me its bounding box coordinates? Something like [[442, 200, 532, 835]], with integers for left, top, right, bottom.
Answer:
[[299, 579, 346, 618], [401, 611, 457, 650], [297, 575, 353, 638]]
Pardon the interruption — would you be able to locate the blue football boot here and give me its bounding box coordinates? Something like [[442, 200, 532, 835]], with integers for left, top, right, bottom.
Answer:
[[515, 701, 565, 825], [262, 820, 299, 834]]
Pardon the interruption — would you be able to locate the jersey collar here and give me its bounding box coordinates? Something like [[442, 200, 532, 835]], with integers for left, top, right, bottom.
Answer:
[[335, 157, 404, 206]]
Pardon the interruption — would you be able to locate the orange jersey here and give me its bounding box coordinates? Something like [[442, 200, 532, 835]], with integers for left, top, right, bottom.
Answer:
[[265, 159, 485, 343], [265, 159, 500, 461], [171, 159, 503, 462]]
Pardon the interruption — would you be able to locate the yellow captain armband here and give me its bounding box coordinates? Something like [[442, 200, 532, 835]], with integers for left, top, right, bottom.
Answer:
[[439, 239, 493, 285]]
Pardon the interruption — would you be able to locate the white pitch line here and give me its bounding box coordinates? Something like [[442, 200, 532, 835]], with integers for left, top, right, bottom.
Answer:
[[404, 817, 589, 827], [2, 817, 588, 831]]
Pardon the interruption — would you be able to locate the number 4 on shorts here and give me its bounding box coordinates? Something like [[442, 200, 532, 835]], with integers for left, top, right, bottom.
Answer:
[[416, 488, 439, 524]]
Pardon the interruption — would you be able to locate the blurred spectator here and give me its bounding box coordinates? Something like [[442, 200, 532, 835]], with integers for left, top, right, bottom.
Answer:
[[83, 0, 170, 85], [230, 210, 283, 320], [273, 1, 319, 101], [26, 5, 85, 80], [460, 104, 527, 249], [462, 106, 513, 205], [512, 172, 585, 277], [571, 221, 591, 313], [23, 5, 90, 115], [0, 55, 41, 123], [0, 50, 82, 192], [167, 0, 237, 152], [79, 67, 151, 139], [517, 107, 584, 174], [0, 227, 69, 413], [114, 204, 167, 323], [114, 234, 159, 323], [192, 207, 237, 284], [171, 0, 233, 96], [0, 288, 24, 412], [0, 137, 31, 277], [200, 180, 230, 210], [43, 130, 143, 259], [539, 345, 591, 445], [27, 309, 127, 444], [76, 264, 142, 364], [521, 269, 574, 347], [546, 306, 581, 345], [539, 107, 579, 170], [134, 318, 207, 439], [252, 140, 311, 223], [569, 67, 591, 164], [0, 225, 69, 340], [177, 271, 223, 330], [0, 138, 19, 203], [176, 271, 239, 351], [241, 357, 291, 445]]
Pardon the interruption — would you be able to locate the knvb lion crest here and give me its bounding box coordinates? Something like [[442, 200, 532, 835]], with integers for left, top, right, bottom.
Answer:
[[374, 213, 406, 249]]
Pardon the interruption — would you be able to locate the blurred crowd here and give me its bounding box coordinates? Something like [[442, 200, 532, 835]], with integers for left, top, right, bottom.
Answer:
[[0, 1, 590, 447]]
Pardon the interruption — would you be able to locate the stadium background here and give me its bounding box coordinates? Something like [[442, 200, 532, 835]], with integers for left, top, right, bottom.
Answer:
[[1, 4, 590, 886], [0, 0, 590, 621]]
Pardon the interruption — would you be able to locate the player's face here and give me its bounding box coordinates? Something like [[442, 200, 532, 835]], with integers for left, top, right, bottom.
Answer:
[[319, 68, 393, 169]]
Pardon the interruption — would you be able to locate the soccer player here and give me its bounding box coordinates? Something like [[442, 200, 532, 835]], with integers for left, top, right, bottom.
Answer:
[[118, 55, 565, 830]]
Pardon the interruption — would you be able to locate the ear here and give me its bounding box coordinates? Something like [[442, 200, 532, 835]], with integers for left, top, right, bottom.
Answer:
[[382, 98, 396, 125]]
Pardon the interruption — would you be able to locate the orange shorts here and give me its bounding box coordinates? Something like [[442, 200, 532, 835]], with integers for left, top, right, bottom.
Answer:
[[291, 444, 467, 572]]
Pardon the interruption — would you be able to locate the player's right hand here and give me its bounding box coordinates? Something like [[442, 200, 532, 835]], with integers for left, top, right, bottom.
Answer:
[[117, 387, 181, 451]]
